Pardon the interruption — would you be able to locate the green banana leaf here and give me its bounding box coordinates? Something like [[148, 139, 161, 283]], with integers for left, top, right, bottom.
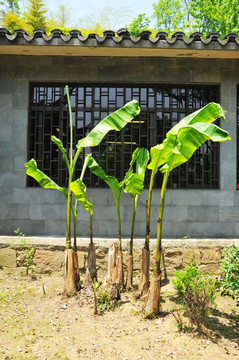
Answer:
[[160, 120, 231, 173], [85, 154, 120, 204], [148, 102, 231, 173], [124, 148, 150, 197], [118, 147, 141, 188], [70, 179, 93, 215], [124, 173, 145, 197], [77, 100, 140, 149], [25, 159, 67, 197]]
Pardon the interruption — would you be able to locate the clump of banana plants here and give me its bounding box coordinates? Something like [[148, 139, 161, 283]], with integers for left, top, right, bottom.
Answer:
[[25, 85, 140, 296], [86, 147, 148, 288], [144, 103, 231, 315]]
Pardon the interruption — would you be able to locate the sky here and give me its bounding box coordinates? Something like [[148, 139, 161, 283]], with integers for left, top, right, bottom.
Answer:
[[20, 0, 155, 29]]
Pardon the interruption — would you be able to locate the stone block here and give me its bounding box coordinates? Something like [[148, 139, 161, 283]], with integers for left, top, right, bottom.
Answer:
[[7, 204, 29, 220], [34, 249, 64, 273], [182, 249, 201, 267], [86, 188, 109, 206], [12, 188, 31, 204], [0, 125, 11, 141], [93, 205, 120, 221], [164, 250, 182, 268], [187, 206, 218, 222], [164, 206, 187, 222], [14, 156, 26, 171], [30, 204, 66, 221], [13, 220, 46, 236], [95, 248, 106, 259], [13, 94, 28, 110], [0, 141, 14, 156], [0, 172, 25, 188], [219, 206, 239, 222], [198, 263, 220, 275], [0, 220, 14, 235], [170, 190, 203, 206], [200, 248, 221, 264], [45, 220, 66, 236], [77, 251, 85, 269], [0, 157, 14, 171], [0, 248, 16, 267]]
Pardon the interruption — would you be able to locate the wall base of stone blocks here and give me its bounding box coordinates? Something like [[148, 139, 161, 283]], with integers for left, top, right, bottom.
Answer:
[[0, 237, 238, 280]]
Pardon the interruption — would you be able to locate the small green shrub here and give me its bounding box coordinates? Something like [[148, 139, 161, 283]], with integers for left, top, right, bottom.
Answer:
[[97, 286, 112, 312], [172, 265, 217, 331], [12, 228, 35, 276], [219, 245, 239, 306]]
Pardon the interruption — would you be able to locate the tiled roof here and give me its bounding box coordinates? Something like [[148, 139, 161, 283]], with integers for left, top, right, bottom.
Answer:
[[1, 28, 239, 43], [0, 28, 239, 58]]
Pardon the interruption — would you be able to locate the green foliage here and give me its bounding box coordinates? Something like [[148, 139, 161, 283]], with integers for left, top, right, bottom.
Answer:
[[3, 10, 30, 32], [148, 102, 230, 175], [219, 245, 239, 306], [127, 13, 150, 36], [152, 0, 186, 32], [56, 3, 70, 28], [0, 0, 20, 15], [13, 228, 35, 276], [97, 286, 113, 312], [172, 265, 217, 330], [188, 0, 239, 37], [123, 148, 149, 197], [25, 0, 48, 31]]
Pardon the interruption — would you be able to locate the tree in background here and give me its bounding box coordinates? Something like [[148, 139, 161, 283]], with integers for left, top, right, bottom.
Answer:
[[56, 2, 70, 28], [0, 0, 20, 15], [127, 13, 151, 36], [152, 0, 186, 33], [3, 10, 29, 32], [188, 0, 239, 37], [1, 0, 239, 39], [79, 6, 131, 35], [25, 0, 48, 31]]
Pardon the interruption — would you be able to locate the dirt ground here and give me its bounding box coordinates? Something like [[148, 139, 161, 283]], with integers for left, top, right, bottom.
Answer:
[[0, 269, 238, 360]]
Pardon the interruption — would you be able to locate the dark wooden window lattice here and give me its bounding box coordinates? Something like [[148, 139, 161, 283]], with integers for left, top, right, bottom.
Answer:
[[28, 83, 220, 189]]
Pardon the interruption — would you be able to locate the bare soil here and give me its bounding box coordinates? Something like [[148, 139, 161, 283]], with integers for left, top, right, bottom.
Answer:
[[0, 269, 238, 360]]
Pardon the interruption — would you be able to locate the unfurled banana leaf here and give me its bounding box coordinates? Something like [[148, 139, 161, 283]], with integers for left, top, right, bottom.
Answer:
[[124, 173, 145, 197], [160, 119, 231, 173], [77, 100, 140, 149], [85, 154, 120, 204], [25, 159, 67, 197], [148, 102, 231, 174], [70, 179, 93, 215]]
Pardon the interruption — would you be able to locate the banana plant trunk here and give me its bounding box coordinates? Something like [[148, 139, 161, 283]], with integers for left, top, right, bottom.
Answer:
[[116, 198, 124, 286], [63, 88, 79, 296], [145, 170, 169, 314], [87, 212, 97, 281], [106, 196, 124, 286], [139, 171, 155, 297], [126, 195, 137, 289]]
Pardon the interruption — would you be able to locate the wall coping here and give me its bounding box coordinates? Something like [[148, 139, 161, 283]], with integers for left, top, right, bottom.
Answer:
[[0, 236, 238, 251]]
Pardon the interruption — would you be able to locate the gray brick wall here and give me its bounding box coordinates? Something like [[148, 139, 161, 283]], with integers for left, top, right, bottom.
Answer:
[[0, 55, 239, 238]]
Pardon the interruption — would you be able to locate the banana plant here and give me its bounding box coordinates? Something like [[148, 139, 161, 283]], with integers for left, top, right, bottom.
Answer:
[[25, 85, 141, 295], [123, 148, 149, 289], [85, 148, 145, 285], [145, 102, 231, 314]]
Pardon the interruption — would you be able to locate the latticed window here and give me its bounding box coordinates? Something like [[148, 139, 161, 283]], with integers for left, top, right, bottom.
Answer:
[[28, 83, 220, 189]]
